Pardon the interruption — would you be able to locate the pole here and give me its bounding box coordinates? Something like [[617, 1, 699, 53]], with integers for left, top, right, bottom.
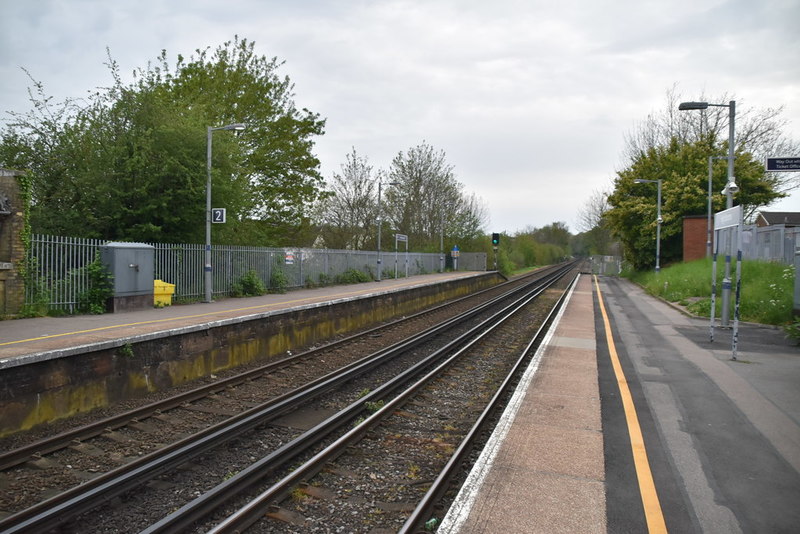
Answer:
[[721, 101, 735, 327], [377, 182, 383, 281], [439, 213, 444, 273], [656, 179, 662, 273], [707, 156, 713, 258], [204, 126, 213, 303]]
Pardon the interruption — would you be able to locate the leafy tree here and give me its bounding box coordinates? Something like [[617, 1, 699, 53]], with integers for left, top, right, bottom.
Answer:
[[575, 189, 616, 256], [624, 86, 799, 197], [606, 137, 782, 270], [0, 37, 326, 245], [315, 148, 378, 249], [531, 222, 571, 250], [384, 141, 488, 252]]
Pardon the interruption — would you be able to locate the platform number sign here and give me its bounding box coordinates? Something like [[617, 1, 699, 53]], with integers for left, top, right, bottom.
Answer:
[[212, 208, 226, 224]]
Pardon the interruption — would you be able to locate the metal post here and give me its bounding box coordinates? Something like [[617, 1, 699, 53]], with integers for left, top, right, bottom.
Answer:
[[707, 155, 728, 258], [656, 179, 661, 273], [377, 181, 383, 281], [707, 156, 713, 258], [204, 123, 245, 303], [376, 180, 398, 281], [721, 101, 736, 327], [205, 127, 213, 303], [439, 213, 444, 273]]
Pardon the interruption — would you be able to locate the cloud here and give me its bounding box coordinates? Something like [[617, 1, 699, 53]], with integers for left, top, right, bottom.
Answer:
[[1, 0, 798, 232]]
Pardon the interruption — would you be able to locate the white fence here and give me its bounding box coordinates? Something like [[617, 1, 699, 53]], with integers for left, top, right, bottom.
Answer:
[[25, 235, 487, 312]]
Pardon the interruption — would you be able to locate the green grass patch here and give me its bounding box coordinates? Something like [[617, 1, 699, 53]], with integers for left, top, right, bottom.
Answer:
[[627, 258, 795, 326]]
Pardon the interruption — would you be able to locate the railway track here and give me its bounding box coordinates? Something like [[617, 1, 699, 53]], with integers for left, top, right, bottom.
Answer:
[[0, 262, 579, 533]]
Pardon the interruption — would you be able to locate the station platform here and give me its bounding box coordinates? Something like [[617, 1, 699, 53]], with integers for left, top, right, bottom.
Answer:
[[439, 273, 800, 533], [0, 271, 485, 363]]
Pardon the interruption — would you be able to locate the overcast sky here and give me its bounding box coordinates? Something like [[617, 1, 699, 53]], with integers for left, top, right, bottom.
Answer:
[[2, 0, 798, 234]]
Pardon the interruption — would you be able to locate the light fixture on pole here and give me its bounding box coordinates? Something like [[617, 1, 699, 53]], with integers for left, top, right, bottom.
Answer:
[[376, 180, 399, 281], [205, 123, 246, 303], [679, 100, 736, 326], [634, 178, 662, 273]]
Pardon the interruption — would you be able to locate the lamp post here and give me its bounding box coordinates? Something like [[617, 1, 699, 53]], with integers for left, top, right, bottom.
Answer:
[[706, 156, 729, 257], [376, 180, 398, 281], [679, 100, 736, 325], [205, 123, 246, 303], [634, 178, 662, 273]]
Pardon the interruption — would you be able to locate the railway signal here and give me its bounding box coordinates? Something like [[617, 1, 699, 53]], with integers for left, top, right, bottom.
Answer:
[[491, 233, 500, 246]]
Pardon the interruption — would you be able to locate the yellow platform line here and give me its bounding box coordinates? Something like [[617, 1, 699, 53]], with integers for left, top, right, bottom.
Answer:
[[594, 275, 667, 533], [0, 285, 388, 348]]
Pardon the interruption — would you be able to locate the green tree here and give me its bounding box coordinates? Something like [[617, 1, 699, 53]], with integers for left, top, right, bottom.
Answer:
[[0, 37, 326, 245], [606, 137, 782, 270], [384, 142, 487, 252], [315, 148, 378, 249]]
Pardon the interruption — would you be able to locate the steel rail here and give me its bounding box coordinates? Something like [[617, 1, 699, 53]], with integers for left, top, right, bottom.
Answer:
[[202, 264, 576, 534], [0, 264, 571, 534]]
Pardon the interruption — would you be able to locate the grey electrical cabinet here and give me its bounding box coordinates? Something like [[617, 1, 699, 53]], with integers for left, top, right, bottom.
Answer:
[[100, 242, 154, 312]]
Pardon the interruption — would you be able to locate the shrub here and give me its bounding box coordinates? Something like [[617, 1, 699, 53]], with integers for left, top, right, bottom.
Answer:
[[231, 270, 266, 297], [76, 255, 113, 315], [269, 269, 289, 294], [335, 268, 371, 284]]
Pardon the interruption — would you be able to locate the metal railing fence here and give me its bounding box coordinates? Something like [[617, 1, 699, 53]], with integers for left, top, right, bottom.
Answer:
[[25, 235, 487, 312], [741, 225, 800, 264]]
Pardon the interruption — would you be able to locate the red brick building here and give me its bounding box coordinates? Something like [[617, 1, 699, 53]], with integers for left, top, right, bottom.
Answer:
[[683, 215, 710, 262]]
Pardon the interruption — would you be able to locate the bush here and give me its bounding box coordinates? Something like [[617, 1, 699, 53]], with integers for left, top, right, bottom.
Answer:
[[231, 270, 267, 297], [269, 269, 289, 294], [335, 268, 371, 284], [76, 255, 113, 314]]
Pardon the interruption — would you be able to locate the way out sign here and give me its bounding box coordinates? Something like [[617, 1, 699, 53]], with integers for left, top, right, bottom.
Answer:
[[765, 157, 800, 171]]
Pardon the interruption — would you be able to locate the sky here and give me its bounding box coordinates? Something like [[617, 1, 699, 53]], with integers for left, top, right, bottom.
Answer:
[[1, 0, 799, 235]]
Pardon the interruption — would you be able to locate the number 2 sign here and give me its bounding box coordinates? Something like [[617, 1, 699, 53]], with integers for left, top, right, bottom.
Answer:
[[212, 208, 226, 224]]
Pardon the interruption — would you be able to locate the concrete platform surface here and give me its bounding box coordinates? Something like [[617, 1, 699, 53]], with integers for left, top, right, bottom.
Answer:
[[439, 274, 605, 533], [0, 271, 483, 363]]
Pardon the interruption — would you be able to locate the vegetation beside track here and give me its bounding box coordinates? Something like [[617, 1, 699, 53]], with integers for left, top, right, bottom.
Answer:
[[624, 258, 795, 329]]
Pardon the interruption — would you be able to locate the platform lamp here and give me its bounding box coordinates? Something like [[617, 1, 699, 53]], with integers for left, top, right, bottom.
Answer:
[[205, 123, 246, 303], [633, 179, 662, 273], [376, 180, 399, 281], [679, 100, 737, 326]]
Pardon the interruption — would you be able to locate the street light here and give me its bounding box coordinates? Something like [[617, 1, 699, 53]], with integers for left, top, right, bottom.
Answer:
[[205, 123, 246, 303], [376, 180, 399, 281], [680, 100, 736, 325], [634, 178, 662, 273], [706, 156, 728, 257]]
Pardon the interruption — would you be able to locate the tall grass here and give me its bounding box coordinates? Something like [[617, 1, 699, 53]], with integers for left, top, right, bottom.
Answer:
[[628, 258, 795, 325]]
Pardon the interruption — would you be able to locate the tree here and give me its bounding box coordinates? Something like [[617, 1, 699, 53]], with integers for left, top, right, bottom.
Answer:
[[0, 37, 326, 245], [624, 86, 799, 197], [384, 142, 488, 252], [605, 137, 782, 270], [575, 189, 616, 256], [316, 148, 377, 249]]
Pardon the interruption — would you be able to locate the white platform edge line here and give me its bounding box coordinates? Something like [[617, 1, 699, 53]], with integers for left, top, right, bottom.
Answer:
[[436, 274, 581, 532]]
